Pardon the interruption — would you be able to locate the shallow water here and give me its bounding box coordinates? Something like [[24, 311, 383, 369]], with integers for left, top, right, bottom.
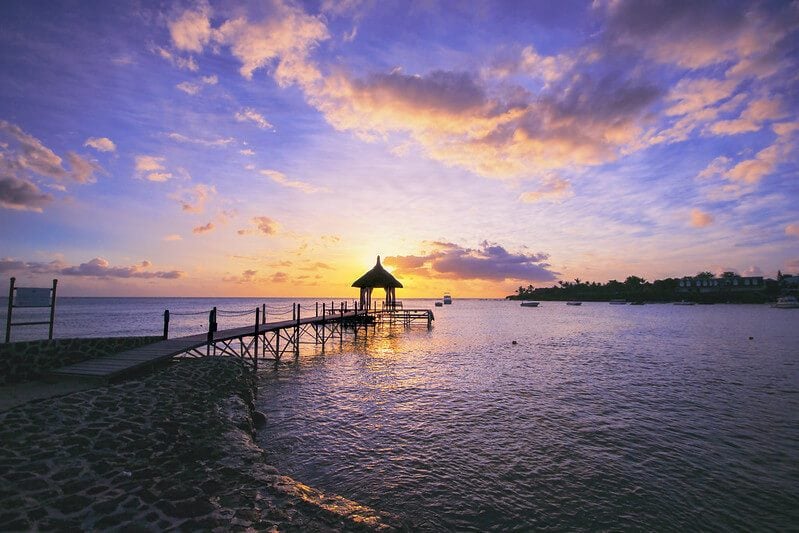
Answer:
[[254, 300, 799, 531]]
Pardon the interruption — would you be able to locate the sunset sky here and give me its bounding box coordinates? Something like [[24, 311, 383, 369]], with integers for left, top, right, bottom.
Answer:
[[1, 0, 798, 297]]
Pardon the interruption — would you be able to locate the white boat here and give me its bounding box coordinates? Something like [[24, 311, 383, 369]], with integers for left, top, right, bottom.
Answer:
[[443, 293, 452, 305], [772, 296, 799, 309], [674, 300, 696, 306], [609, 299, 627, 305], [566, 301, 582, 306], [520, 301, 540, 307], [434, 301, 443, 307]]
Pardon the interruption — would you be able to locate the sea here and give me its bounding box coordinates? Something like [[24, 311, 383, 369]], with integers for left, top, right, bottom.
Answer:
[[3, 297, 798, 530]]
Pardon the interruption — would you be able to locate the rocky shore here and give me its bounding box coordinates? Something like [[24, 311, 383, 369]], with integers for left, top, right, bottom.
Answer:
[[0, 357, 397, 531]]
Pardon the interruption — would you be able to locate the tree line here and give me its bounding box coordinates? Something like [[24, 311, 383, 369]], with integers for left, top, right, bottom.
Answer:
[[507, 273, 780, 304]]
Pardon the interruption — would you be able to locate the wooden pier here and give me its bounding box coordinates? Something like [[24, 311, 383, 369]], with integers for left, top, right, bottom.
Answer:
[[51, 303, 433, 381]]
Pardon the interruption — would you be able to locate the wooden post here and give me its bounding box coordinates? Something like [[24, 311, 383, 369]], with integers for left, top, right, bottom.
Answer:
[[163, 310, 170, 339], [316, 301, 319, 317], [340, 302, 344, 343], [47, 279, 57, 340], [262, 303, 266, 325], [207, 307, 217, 354], [254, 307, 260, 371], [5, 277, 15, 343], [295, 304, 301, 358], [292, 303, 296, 321], [321, 302, 326, 352]]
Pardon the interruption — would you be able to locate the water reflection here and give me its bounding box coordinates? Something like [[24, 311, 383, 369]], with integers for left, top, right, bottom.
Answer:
[[256, 301, 799, 531]]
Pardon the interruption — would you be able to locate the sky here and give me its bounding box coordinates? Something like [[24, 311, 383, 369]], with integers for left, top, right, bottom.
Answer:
[[1, 0, 798, 298]]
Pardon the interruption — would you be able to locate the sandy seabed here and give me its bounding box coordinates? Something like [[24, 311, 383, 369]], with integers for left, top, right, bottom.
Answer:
[[0, 357, 397, 531]]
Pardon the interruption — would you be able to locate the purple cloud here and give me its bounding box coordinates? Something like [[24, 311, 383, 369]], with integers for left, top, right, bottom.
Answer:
[[385, 241, 558, 282]]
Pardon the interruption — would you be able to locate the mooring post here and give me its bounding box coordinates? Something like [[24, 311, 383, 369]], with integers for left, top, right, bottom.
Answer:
[[340, 302, 344, 344], [262, 303, 266, 325], [254, 307, 260, 372], [295, 304, 301, 358], [321, 302, 327, 352], [47, 279, 58, 340], [5, 277, 15, 343], [163, 310, 170, 339], [316, 301, 319, 317], [207, 306, 217, 356]]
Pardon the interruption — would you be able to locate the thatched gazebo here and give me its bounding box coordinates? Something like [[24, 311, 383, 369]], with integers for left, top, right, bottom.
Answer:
[[352, 256, 403, 310]]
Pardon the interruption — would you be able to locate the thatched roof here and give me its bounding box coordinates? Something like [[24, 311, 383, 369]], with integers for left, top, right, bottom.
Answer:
[[351, 256, 403, 289]]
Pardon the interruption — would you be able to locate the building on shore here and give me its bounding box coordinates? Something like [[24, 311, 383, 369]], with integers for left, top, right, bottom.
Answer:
[[677, 272, 765, 294]]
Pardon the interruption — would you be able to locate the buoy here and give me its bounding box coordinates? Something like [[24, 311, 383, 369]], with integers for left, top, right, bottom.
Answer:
[[512, 340, 517, 345], [748, 336, 754, 340]]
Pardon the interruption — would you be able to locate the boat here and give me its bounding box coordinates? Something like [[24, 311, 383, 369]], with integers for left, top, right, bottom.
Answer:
[[520, 301, 540, 307], [674, 300, 696, 306], [434, 301, 443, 307], [772, 296, 799, 309], [443, 293, 452, 305], [609, 299, 627, 305], [566, 301, 582, 306], [629, 301, 645, 305]]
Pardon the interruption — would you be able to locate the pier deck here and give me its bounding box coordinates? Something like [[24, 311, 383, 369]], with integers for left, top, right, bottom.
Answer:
[[51, 307, 432, 380]]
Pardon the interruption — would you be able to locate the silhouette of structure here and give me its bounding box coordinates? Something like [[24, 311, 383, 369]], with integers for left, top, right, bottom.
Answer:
[[351, 256, 403, 310]]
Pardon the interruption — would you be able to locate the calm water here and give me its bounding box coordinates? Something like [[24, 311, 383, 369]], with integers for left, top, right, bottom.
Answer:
[[3, 297, 798, 529], [255, 300, 799, 531]]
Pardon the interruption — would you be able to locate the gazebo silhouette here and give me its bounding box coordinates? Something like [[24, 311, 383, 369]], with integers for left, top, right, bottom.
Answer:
[[352, 256, 403, 310]]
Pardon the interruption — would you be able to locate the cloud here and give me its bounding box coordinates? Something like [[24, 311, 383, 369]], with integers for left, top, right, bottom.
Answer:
[[0, 176, 53, 212], [151, 45, 198, 71], [253, 216, 278, 235], [742, 266, 763, 276], [66, 152, 102, 184], [240, 149, 255, 156], [134, 155, 173, 182], [260, 169, 326, 193], [84, 137, 116, 152], [170, 184, 215, 213], [192, 222, 214, 234], [270, 272, 289, 283], [690, 208, 714, 228], [223, 269, 258, 283], [169, 4, 213, 53], [385, 241, 558, 282], [299, 261, 334, 271], [176, 81, 201, 95], [0, 120, 103, 186], [163, 234, 182, 241], [709, 97, 788, 136], [176, 73, 219, 95], [167, 132, 234, 147], [489, 45, 576, 84], [59, 258, 182, 279], [519, 175, 573, 203], [786, 224, 799, 238], [600, 0, 797, 70], [234, 108, 273, 129]]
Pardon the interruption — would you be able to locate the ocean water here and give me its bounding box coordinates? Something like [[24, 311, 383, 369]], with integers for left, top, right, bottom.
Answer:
[[3, 297, 798, 529], [253, 300, 799, 531], [0, 297, 340, 342]]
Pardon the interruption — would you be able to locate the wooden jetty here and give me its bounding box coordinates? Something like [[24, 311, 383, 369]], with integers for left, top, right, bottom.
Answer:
[[52, 303, 433, 381]]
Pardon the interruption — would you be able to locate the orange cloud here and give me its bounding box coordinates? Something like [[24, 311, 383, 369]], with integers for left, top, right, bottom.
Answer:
[[193, 222, 214, 234], [690, 208, 714, 228], [786, 224, 799, 238]]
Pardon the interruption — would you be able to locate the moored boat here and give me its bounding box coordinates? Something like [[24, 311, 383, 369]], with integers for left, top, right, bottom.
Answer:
[[566, 301, 582, 306], [609, 299, 627, 305], [435, 301, 443, 307], [443, 293, 452, 304], [772, 296, 799, 309], [520, 301, 540, 307], [674, 300, 696, 306]]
